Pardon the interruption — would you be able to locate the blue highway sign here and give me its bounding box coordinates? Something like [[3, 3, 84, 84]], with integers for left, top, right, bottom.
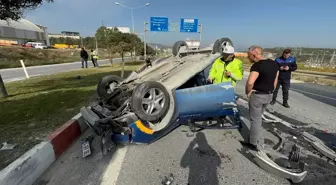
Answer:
[[180, 18, 198, 33], [150, 17, 169, 32]]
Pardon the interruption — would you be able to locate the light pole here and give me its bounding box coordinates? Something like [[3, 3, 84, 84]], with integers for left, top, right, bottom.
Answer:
[[144, 22, 149, 59], [115, 2, 150, 33], [198, 24, 203, 48]]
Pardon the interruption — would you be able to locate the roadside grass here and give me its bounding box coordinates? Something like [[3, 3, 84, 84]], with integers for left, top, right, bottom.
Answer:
[[0, 62, 144, 170], [0, 46, 113, 69], [291, 74, 336, 87]]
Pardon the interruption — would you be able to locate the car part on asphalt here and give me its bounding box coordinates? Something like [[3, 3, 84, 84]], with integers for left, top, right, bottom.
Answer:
[[262, 114, 277, 123], [288, 144, 301, 162], [81, 136, 94, 158], [270, 128, 285, 152], [311, 141, 336, 162], [161, 173, 174, 185], [302, 132, 336, 161], [253, 150, 308, 183]]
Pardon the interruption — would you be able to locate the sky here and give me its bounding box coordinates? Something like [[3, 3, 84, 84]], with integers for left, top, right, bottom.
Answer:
[[24, 0, 336, 50]]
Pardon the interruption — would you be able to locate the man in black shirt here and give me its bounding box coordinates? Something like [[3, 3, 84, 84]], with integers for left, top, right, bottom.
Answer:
[[241, 45, 279, 151], [80, 47, 89, 68]]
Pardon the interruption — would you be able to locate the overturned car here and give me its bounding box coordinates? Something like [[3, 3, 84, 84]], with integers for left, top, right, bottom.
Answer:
[[80, 37, 243, 146], [80, 38, 313, 183]]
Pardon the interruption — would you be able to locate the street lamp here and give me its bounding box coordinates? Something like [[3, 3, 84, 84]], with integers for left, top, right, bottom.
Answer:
[[114, 1, 150, 33]]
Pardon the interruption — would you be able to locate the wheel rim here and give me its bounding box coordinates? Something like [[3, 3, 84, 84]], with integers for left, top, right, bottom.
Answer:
[[141, 88, 166, 115]]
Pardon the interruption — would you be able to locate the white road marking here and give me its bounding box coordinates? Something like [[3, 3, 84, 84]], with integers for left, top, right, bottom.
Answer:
[[100, 146, 128, 185]]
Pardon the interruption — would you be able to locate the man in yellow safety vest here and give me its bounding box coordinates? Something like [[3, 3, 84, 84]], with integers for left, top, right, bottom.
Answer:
[[90, 49, 99, 67], [207, 45, 244, 87]]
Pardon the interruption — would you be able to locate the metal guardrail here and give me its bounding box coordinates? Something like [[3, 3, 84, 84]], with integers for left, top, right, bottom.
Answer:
[[244, 64, 336, 79]]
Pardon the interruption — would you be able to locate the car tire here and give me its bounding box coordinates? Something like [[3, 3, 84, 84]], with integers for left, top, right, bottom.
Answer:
[[172, 41, 188, 57], [131, 81, 170, 123], [212, 38, 233, 54], [97, 75, 123, 98]]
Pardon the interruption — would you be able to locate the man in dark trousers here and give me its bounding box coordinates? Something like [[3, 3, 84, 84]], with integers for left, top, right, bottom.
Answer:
[[241, 45, 279, 151], [270, 49, 297, 108], [80, 47, 89, 68]]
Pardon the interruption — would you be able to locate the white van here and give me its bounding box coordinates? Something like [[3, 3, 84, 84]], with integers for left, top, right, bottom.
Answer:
[[26, 42, 47, 49]]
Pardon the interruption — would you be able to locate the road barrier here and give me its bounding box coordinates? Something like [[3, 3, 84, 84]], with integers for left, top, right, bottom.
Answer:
[[20, 60, 30, 79], [244, 64, 336, 79], [0, 75, 8, 98]]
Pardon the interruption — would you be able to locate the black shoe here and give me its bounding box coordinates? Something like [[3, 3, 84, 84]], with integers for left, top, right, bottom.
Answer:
[[239, 141, 259, 152], [283, 102, 290, 108], [270, 100, 276, 105]]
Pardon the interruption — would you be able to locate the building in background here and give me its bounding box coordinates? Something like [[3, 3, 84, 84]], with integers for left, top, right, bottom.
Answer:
[[107, 26, 131, 33], [48, 31, 81, 39], [0, 19, 49, 46]]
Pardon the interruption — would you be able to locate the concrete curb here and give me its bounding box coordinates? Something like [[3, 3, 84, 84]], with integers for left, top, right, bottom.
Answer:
[[0, 113, 88, 185]]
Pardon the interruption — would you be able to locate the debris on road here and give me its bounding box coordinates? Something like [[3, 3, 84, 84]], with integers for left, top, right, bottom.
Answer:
[[81, 135, 94, 158], [161, 173, 174, 185], [0, 142, 16, 151]]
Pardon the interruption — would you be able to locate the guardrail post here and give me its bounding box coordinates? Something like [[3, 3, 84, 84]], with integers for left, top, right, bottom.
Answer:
[[20, 60, 30, 79], [0, 74, 8, 98]]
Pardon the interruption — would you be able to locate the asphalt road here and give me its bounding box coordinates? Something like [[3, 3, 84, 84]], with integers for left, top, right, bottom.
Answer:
[[0, 57, 133, 83], [34, 73, 336, 185]]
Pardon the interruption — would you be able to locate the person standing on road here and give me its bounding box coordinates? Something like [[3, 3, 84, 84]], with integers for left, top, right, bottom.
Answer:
[[90, 49, 99, 67], [207, 45, 244, 87], [270, 48, 297, 108], [80, 47, 89, 68], [241, 45, 279, 151]]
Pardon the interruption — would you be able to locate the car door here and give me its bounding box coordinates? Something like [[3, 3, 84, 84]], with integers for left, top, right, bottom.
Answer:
[[174, 60, 236, 121]]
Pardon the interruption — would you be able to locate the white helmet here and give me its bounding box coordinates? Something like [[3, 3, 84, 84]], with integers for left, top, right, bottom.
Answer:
[[222, 45, 235, 54]]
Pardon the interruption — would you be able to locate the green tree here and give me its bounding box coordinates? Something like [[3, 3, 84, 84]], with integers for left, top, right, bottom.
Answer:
[[95, 26, 145, 77], [135, 42, 156, 56], [95, 26, 121, 66], [0, 0, 54, 20]]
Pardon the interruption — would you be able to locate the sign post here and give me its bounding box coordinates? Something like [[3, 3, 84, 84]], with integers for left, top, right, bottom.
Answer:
[[20, 60, 29, 79], [198, 24, 203, 46]]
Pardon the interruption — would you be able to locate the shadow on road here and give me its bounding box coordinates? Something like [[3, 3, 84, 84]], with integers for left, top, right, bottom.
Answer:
[[180, 132, 221, 185]]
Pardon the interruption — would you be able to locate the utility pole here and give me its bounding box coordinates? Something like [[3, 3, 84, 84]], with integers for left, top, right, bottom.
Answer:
[[115, 2, 150, 33], [321, 51, 326, 67], [330, 50, 335, 66], [198, 24, 203, 48], [144, 22, 148, 59]]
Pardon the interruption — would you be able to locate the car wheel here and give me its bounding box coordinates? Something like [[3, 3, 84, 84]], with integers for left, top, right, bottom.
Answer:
[[172, 41, 188, 57], [131, 81, 170, 123], [97, 75, 123, 98], [212, 38, 233, 54]]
